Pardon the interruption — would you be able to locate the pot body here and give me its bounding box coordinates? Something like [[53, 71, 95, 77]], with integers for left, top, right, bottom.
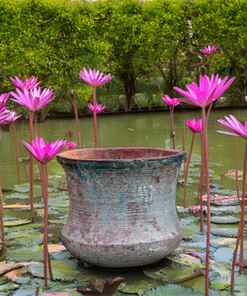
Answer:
[[57, 147, 185, 268]]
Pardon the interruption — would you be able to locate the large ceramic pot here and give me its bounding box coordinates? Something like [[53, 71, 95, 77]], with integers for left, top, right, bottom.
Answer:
[[57, 147, 186, 268]]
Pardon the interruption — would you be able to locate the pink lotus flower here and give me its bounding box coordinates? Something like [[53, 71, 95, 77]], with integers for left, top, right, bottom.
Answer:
[[200, 45, 217, 55], [187, 251, 203, 261], [65, 142, 77, 150], [188, 205, 207, 214], [0, 93, 10, 110], [10, 87, 55, 112], [88, 103, 106, 114], [79, 68, 114, 87], [22, 135, 67, 164], [174, 74, 235, 108], [217, 115, 247, 139], [0, 110, 21, 125], [10, 76, 41, 91], [162, 95, 180, 107], [187, 118, 202, 133]]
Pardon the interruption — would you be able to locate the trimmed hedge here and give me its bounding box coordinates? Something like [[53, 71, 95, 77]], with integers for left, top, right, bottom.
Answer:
[[0, 0, 245, 112]]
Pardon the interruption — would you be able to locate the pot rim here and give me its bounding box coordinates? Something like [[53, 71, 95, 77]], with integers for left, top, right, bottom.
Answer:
[[57, 147, 186, 163]]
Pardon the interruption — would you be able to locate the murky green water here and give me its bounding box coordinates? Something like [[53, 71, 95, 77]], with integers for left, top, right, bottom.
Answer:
[[1, 108, 246, 205], [1, 108, 247, 295]]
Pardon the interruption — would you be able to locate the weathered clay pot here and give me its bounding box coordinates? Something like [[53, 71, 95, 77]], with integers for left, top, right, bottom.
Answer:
[[57, 147, 186, 268]]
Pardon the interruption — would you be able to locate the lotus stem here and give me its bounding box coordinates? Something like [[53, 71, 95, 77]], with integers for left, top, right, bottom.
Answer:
[[70, 91, 81, 149], [239, 140, 247, 275], [21, 121, 28, 179], [170, 106, 175, 149], [0, 163, 6, 251], [9, 125, 14, 159], [34, 114, 38, 136], [44, 163, 53, 281], [199, 132, 204, 232], [38, 163, 53, 287], [235, 137, 240, 201], [93, 87, 98, 148], [13, 124, 20, 185], [202, 107, 211, 296], [183, 133, 195, 208], [29, 111, 34, 222]]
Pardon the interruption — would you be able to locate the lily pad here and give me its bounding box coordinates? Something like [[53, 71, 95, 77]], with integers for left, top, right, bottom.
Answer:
[[4, 193, 30, 200], [0, 282, 20, 293], [4, 220, 31, 227], [211, 216, 240, 224], [5, 245, 43, 262], [211, 228, 239, 238], [144, 259, 204, 284], [28, 260, 81, 281], [142, 284, 204, 296], [5, 228, 43, 246]]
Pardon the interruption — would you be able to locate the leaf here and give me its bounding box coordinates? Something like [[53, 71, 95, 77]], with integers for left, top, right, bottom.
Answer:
[[28, 260, 81, 281], [3, 203, 43, 210], [142, 284, 204, 296], [211, 216, 240, 224], [0, 282, 20, 293], [78, 277, 124, 296], [4, 220, 32, 227]]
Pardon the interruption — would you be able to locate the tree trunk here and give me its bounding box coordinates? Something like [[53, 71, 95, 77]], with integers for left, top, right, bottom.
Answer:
[[122, 72, 135, 112]]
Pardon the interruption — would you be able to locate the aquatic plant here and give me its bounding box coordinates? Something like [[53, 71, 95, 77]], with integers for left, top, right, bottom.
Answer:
[[10, 83, 55, 221], [65, 142, 77, 151], [174, 74, 235, 296], [70, 91, 81, 149], [162, 95, 180, 149], [79, 68, 113, 148], [217, 115, 247, 294], [200, 45, 217, 55], [183, 118, 202, 207], [10, 76, 41, 91], [0, 106, 21, 252], [22, 135, 66, 288]]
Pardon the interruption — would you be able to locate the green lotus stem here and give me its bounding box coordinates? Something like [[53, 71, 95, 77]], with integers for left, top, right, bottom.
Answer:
[[93, 87, 98, 148], [183, 133, 195, 208], [29, 110, 34, 222], [202, 107, 211, 296], [235, 137, 240, 201], [70, 91, 81, 149], [0, 163, 6, 251], [13, 124, 20, 185]]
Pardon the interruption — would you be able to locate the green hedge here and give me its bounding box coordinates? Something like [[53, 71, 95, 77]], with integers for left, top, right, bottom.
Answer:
[[0, 0, 245, 112]]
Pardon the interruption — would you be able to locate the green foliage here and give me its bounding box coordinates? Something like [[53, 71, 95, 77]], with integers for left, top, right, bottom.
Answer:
[[0, 0, 245, 112]]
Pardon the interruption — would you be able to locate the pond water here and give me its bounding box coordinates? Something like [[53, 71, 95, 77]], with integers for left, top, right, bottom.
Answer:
[[1, 108, 247, 295], [1, 108, 246, 205]]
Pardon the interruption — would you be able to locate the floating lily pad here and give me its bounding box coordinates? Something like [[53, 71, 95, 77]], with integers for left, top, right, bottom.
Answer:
[[28, 260, 82, 281], [118, 278, 160, 294], [3, 203, 43, 210], [4, 193, 30, 200], [211, 216, 240, 224], [210, 237, 237, 248], [211, 228, 239, 238], [144, 259, 203, 284], [4, 220, 31, 227], [5, 245, 43, 262], [12, 184, 41, 195], [0, 282, 20, 293], [5, 228, 43, 246], [142, 284, 204, 296]]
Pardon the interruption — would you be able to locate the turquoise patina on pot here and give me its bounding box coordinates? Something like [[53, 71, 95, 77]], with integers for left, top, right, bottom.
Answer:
[[57, 147, 186, 268]]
